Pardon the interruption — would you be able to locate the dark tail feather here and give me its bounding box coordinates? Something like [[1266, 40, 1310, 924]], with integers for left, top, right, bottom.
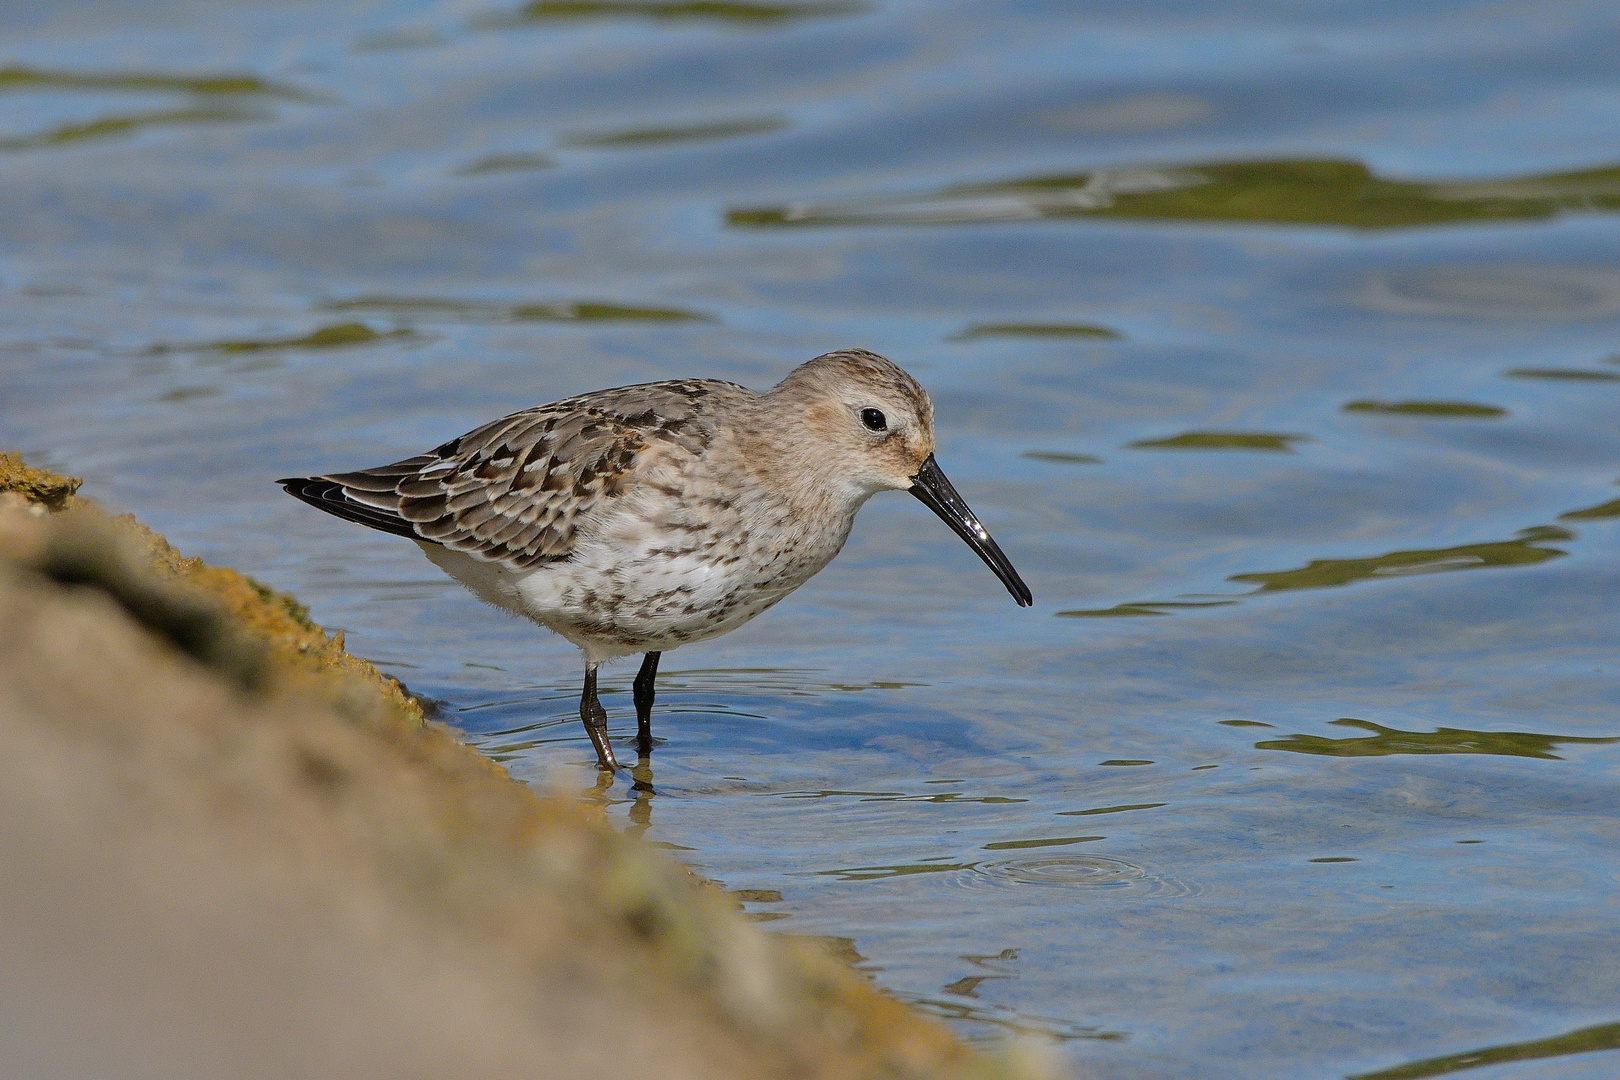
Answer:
[[278, 477, 423, 541]]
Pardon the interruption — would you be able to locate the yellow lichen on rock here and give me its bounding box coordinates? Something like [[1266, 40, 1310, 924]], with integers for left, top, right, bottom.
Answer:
[[0, 449, 81, 509]]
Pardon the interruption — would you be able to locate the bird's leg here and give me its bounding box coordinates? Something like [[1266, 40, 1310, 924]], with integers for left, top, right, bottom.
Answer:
[[579, 664, 618, 771], [633, 650, 661, 757]]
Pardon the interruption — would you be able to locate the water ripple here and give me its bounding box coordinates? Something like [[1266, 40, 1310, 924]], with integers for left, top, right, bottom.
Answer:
[[962, 855, 1200, 898]]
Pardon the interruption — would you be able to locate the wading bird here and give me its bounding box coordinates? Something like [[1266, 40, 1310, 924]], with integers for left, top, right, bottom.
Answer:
[[281, 349, 1031, 772]]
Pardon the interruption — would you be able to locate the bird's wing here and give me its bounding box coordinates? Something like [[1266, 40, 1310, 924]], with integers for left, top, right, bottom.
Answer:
[[280, 379, 737, 569]]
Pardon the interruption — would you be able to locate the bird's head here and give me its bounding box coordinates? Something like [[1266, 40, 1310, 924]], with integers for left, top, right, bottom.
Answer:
[[770, 348, 1032, 607]]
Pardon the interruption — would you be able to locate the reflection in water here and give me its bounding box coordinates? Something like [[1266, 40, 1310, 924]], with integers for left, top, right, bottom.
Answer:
[[1342, 400, 1505, 418], [0, 64, 311, 151], [943, 948, 1021, 1001], [903, 991, 1126, 1043], [728, 158, 1620, 230], [0, 64, 306, 97], [1254, 718, 1618, 760], [183, 323, 405, 354], [625, 755, 656, 838], [1056, 802, 1166, 817], [1503, 367, 1620, 382], [559, 116, 787, 147], [1127, 432, 1308, 452], [728, 888, 783, 903], [319, 296, 712, 323], [981, 834, 1104, 851], [453, 151, 555, 175], [776, 789, 1024, 805], [1228, 526, 1569, 592], [817, 860, 977, 882], [0, 107, 262, 151], [157, 386, 223, 403], [650, 667, 923, 696], [458, 668, 922, 765], [1347, 1019, 1620, 1080], [1559, 494, 1620, 520], [1021, 451, 1103, 465], [1057, 600, 1237, 617], [792, 934, 868, 970], [1071, 510, 1599, 622], [941, 974, 1004, 998], [517, 1, 865, 23], [949, 322, 1122, 342]]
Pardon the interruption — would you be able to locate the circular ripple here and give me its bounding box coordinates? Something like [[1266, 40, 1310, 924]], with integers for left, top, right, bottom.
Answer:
[[963, 855, 1199, 897], [1360, 266, 1620, 320]]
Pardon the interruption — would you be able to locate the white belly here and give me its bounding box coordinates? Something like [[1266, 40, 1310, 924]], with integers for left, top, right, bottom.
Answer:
[[416, 510, 845, 665]]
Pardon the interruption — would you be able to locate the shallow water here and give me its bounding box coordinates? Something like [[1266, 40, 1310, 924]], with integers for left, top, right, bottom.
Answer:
[[3, 1, 1620, 1076]]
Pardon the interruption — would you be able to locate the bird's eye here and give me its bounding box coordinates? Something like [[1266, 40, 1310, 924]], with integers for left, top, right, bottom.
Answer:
[[860, 408, 888, 432]]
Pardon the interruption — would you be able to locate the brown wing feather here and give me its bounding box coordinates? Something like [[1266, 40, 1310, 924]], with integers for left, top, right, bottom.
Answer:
[[287, 379, 737, 569]]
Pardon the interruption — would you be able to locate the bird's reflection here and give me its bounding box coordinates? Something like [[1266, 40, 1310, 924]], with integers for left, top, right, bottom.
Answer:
[[626, 754, 657, 839], [585, 746, 658, 839]]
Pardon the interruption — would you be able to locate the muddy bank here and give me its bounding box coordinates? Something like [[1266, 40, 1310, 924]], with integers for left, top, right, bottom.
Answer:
[[0, 452, 1060, 1080]]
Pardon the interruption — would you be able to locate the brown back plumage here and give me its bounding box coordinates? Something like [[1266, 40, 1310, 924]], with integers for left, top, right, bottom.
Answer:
[[280, 378, 740, 569]]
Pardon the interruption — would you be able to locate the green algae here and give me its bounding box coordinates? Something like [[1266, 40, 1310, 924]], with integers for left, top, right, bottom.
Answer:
[[728, 157, 1620, 231], [982, 835, 1103, 851], [0, 65, 317, 151], [1128, 431, 1309, 451], [204, 323, 405, 353], [1348, 1019, 1620, 1079], [560, 116, 787, 147], [1342, 400, 1507, 417], [1502, 367, 1620, 381], [0, 64, 308, 98], [0, 107, 262, 151], [519, 0, 865, 22], [1559, 496, 1620, 520], [1254, 718, 1618, 760], [320, 297, 713, 323], [818, 861, 978, 882], [1021, 451, 1104, 465], [950, 322, 1123, 342], [453, 151, 556, 175], [1056, 600, 1236, 617], [1228, 526, 1569, 593], [1056, 803, 1166, 817]]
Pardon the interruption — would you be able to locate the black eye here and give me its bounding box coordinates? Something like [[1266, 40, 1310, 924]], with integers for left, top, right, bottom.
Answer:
[[860, 408, 887, 432]]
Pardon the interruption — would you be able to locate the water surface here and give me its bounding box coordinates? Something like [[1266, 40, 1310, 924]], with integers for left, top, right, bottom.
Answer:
[[2, 2, 1619, 1077]]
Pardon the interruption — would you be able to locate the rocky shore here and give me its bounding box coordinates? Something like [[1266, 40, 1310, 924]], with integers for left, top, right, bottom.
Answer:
[[0, 451, 1060, 1080]]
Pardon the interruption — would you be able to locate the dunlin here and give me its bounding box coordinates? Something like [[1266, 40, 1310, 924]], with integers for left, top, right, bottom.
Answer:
[[281, 349, 1031, 771]]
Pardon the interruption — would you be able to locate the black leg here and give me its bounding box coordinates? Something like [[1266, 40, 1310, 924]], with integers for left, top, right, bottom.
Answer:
[[633, 651, 661, 756], [579, 665, 618, 771]]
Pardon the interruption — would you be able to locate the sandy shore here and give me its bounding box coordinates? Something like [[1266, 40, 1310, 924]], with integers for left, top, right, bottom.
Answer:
[[0, 452, 1062, 1080]]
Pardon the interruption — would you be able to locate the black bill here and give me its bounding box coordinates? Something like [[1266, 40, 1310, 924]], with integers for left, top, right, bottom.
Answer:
[[909, 453, 1033, 607]]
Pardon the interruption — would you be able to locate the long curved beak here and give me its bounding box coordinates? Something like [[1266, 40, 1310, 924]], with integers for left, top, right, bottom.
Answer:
[[909, 454, 1033, 607]]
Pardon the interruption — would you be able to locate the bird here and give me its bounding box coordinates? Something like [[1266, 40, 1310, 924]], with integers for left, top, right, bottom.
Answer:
[[280, 348, 1031, 773]]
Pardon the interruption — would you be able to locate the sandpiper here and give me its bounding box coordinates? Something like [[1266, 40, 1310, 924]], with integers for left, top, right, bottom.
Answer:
[[281, 348, 1031, 772]]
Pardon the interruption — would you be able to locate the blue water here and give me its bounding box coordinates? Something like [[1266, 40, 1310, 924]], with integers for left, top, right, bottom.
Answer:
[[3, 2, 1620, 1077]]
